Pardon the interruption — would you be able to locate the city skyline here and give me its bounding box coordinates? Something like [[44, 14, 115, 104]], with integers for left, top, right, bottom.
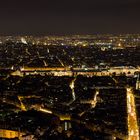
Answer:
[[0, 34, 140, 139], [1, 1, 140, 139]]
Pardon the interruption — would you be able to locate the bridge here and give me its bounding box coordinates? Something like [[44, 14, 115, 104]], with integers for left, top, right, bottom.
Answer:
[[10, 66, 140, 77]]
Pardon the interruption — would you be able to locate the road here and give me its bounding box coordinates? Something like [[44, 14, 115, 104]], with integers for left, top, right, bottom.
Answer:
[[69, 77, 77, 101], [126, 87, 139, 140]]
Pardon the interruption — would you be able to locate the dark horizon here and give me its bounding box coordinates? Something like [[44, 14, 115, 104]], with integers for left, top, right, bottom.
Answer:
[[0, 0, 140, 35]]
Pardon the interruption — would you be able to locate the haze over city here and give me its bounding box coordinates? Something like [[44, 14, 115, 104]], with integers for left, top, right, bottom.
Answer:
[[0, 0, 140, 35]]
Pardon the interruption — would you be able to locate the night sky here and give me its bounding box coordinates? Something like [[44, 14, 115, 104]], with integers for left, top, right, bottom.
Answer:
[[0, 0, 140, 35]]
